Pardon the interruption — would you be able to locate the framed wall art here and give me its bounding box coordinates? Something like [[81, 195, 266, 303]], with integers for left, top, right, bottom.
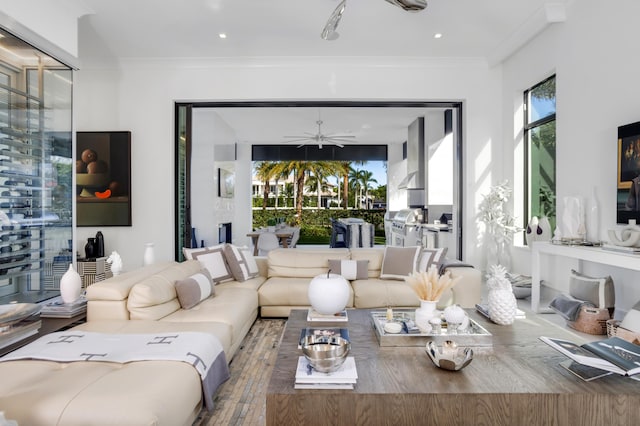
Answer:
[[76, 131, 132, 226]]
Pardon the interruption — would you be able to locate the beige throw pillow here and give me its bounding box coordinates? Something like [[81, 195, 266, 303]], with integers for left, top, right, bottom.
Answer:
[[328, 259, 369, 280], [175, 269, 214, 309], [223, 244, 259, 282], [379, 246, 422, 280]]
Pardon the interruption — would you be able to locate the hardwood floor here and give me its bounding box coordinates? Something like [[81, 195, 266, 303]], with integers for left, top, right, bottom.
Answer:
[[193, 318, 285, 426]]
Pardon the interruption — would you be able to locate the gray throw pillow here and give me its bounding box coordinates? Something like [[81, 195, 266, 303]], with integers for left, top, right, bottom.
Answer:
[[569, 269, 615, 309], [379, 246, 422, 280]]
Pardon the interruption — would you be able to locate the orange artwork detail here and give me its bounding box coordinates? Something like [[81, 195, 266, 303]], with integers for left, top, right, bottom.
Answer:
[[95, 189, 112, 199]]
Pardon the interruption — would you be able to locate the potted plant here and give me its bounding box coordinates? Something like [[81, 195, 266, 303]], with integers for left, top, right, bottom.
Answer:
[[478, 180, 522, 270]]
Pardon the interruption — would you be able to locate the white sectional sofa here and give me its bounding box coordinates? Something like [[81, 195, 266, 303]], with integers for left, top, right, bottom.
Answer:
[[0, 246, 480, 426], [259, 247, 481, 317]]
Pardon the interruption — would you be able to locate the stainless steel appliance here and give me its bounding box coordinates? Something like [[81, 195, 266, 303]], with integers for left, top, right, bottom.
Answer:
[[390, 208, 423, 247]]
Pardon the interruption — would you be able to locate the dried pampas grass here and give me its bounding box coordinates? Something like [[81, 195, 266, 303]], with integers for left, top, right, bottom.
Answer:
[[406, 265, 461, 301]]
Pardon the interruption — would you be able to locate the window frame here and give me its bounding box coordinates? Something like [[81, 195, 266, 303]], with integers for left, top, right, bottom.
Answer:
[[523, 74, 556, 234]]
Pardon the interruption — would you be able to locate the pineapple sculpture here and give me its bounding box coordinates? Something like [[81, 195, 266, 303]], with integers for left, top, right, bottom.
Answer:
[[486, 264, 517, 325]]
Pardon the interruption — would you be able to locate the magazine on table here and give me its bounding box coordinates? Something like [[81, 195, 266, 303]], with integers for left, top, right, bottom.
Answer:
[[294, 356, 357, 385], [298, 327, 350, 349], [540, 336, 640, 376]]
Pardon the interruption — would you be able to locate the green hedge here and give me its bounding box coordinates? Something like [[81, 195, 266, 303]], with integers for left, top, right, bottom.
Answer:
[[252, 208, 387, 245]]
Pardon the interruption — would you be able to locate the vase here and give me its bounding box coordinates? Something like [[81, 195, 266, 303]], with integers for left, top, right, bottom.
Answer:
[[525, 216, 539, 246], [190, 228, 197, 248], [587, 187, 599, 242], [537, 216, 552, 242], [84, 237, 97, 259], [143, 243, 155, 266], [415, 299, 437, 333], [60, 264, 82, 303], [95, 231, 105, 258], [308, 272, 350, 315]]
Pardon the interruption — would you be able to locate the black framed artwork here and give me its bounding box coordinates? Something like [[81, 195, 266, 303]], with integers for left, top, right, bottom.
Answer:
[[76, 131, 132, 226]]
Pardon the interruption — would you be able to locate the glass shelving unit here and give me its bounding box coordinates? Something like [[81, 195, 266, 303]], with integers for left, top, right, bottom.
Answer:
[[0, 27, 73, 301]]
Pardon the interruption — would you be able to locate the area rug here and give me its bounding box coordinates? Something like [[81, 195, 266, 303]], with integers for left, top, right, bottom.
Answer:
[[193, 318, 286, 426]]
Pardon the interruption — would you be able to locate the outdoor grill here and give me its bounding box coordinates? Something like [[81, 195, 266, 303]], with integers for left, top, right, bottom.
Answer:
[[390, 208, 423, 247]]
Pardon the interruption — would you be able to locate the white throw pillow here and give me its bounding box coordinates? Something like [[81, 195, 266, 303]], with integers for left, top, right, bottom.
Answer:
[[417, 247, 448, 272], [183, 244, 233, 283]]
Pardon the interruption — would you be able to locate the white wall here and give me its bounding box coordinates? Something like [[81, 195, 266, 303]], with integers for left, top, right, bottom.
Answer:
[[71, 58, 500, 267], [503, 0, 640, 314], [191, 109, 243, 248]]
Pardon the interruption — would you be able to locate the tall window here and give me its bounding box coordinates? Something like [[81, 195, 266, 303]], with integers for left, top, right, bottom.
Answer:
[[524, 75, 556, 234]]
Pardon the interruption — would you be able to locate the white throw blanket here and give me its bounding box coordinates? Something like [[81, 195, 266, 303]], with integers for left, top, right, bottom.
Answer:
[[0, 331, 229, 411]]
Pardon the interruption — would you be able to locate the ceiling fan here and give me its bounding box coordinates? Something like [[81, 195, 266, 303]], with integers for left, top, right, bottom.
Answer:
[[321, 0, 427, 41], [283, 117, 356, 149]]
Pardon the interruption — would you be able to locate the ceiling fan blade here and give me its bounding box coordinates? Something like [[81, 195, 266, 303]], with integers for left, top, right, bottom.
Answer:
[[321, 0, 347, 41], [324, 134, 356, 139], [283, 138, 313, 143]]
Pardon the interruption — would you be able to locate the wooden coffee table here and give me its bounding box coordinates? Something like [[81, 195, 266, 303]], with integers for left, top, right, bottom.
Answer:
[[266, 309, 640, 425]]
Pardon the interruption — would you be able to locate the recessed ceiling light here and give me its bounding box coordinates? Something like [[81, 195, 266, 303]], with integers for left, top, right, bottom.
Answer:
[[434, 33, 443, 39], [218, 33, 227, 39]]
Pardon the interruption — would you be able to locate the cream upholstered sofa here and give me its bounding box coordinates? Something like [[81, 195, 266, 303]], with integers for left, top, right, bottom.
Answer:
[[0, 245, 479, 426], [258, 247, 481, 317], [0, 258, 266, 426]]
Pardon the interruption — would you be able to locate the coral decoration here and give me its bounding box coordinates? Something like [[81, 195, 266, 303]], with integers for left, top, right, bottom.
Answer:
[[405, 265, 461, 301]]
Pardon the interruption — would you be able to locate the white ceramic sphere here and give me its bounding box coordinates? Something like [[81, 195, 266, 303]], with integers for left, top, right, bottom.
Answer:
[[443, 304, 467, 325], [308, 273, 350, 315]]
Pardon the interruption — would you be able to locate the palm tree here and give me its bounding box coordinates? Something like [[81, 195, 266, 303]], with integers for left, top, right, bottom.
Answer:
[[272, 161, 315, 221], [254, 161, 277, 210], [308, 161, 341, 209], [348, 168, 365, 209], [340, 160, 367, 209], [360, 170, 378, 209]]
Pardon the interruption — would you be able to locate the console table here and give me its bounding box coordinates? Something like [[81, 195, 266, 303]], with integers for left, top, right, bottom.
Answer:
[[267, 309, 640, 426], [0, 313, 86, 357], [531, 241, 640, 312]]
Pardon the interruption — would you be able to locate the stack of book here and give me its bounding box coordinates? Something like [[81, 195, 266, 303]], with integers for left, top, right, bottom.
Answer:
[[296, 326, 357, 389], [0, 303, 42, 350], [40, 295, 87, 318], [294, 356, 358, 389], [306, 309, 348, 322]]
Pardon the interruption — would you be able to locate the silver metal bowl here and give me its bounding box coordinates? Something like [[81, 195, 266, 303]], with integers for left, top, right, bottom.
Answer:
[[425, 340, 473, 371], [301, 334, 351, 373]]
